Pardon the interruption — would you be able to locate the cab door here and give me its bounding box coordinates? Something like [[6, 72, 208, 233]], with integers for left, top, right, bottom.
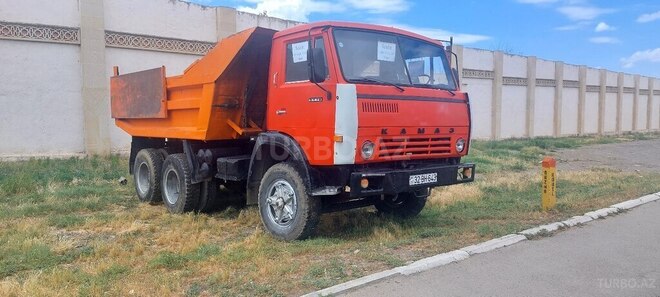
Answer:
[[267, 33, 337, 165]]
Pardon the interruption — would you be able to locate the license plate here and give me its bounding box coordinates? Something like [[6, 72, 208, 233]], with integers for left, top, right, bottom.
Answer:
[[409, 173, 438, 186]]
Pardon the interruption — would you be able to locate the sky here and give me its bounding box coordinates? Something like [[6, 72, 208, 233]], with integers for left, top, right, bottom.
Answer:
[[184, 0, 660, 77]]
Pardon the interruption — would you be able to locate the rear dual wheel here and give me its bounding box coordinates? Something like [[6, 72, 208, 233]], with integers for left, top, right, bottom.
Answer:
[[134, 150, 236, 214], [133, 149, 164, 204], [161, 154, 200, 214]]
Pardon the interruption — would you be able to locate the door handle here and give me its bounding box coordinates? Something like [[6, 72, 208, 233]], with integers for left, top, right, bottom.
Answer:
[[276, 109, 287, 115]]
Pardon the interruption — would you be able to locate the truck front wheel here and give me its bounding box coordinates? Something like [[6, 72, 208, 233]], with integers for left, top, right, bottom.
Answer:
[[133, 148, 164, 204], [258, 163, 320, 241], [161, 154, 200, 214], [375, 190, 428, 218]]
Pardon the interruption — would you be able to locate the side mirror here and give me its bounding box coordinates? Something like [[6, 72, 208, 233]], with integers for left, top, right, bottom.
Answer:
[[309, 48, 327, 83]]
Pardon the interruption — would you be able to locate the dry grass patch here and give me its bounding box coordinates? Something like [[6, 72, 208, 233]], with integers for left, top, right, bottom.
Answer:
[[1, 133, 660, 296]]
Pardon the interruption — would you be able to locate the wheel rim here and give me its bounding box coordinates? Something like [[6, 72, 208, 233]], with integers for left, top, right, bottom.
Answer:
[[265, 179, 297, 227], [164, 168, 180, 205], [136, 162, 150, 195]]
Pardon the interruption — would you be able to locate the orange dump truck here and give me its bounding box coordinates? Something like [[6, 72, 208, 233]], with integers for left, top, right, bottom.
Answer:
[[111, 22, 475, 240]]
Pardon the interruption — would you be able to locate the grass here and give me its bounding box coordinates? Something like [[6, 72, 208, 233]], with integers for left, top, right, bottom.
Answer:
[[0, 132, 659, 296]]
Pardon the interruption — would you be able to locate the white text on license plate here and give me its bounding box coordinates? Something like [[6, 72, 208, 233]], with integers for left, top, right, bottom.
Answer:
[[409, 173, 437, 186]]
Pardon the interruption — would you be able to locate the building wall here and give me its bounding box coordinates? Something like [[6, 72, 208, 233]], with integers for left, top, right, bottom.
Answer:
[[0, 0, 80, 27], [458, 49, 659, 140], [0, 0, 658, 158], [0, 41, 84, 157], [462, 48, 494, 140], [103, 0, 217, 42], [0, 0, 301, 158]]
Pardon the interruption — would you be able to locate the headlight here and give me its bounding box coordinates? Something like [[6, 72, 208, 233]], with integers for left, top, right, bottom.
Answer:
[[456, 138, 466, 153], [361, 141, 375, 159]]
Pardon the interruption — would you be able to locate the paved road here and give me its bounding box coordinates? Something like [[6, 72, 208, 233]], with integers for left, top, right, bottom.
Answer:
[[343, 201, 660, 297], [557, 139, 660, 173]]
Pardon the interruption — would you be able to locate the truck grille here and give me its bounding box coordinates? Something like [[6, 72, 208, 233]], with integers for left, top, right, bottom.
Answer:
[[378, 137, 452, 159], [362, 102, 399, 113]]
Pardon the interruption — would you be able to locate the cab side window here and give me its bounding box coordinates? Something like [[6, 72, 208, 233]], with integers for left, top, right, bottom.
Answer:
[[285, 41, 310, 82], [285, 38, 328, 82]]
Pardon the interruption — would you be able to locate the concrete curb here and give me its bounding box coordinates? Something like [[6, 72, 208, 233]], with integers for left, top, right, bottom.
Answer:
[[460, 234, 527, 255], [610, 193, 659, 211], [561, 215, 593, 227], [302, 269, 401, 297], [519, 221, 565, 237], [584, 207, 619, 220], [395, 250, 470, 276], [301, 191, 660, 297]]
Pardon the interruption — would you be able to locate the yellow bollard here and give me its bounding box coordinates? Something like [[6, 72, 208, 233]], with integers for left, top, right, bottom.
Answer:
[[541, 157, 557, 211]]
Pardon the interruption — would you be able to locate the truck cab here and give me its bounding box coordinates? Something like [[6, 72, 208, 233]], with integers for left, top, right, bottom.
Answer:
[[252, 22, 474, 237], [111, 21, 474, 241]]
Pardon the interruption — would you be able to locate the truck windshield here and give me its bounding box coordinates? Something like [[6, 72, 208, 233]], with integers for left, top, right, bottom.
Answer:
[[333, 29, 456, 91]]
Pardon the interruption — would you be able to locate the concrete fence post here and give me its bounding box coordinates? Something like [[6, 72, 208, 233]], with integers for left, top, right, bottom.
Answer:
[[578, 66, 587, 135], [526, 56, 536, 138], [80, 0, 111, 155], [492, 51, 503, 140], [598, 69, 607, 135], [616, 72, 623, 133], [554, 62, 564, 137], [216, 7, 237, 41], [633, 74, 640, 131], [648, 78, 655, 131]]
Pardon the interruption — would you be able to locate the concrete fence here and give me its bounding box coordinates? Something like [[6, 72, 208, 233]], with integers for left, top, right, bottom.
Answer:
[[453, 47, 660, 140], [0, 0, 300, 159], [0, 0, 658, 159]]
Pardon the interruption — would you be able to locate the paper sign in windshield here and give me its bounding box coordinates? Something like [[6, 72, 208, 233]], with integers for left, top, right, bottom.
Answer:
[[292, 41, 309, 63], [377, 41, 396, 62]]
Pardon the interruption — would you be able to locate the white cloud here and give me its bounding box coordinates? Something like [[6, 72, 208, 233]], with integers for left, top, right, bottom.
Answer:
[[237, 0, 345, 22], [588, 37, 620, 44], [554, 21, 591, 31], [555, 24, 580, 30], [637, 10, 660, 23], [621, 48, 660, 68], [343, 0, 410, 14], [557, 6, 615, 21], [236, 0, 411, 22], [594, 22, 614, 32], [379, 22, 491, 44]]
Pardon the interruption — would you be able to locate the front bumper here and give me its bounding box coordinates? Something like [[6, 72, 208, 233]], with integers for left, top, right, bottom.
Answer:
[[349, 163, 475, 197]]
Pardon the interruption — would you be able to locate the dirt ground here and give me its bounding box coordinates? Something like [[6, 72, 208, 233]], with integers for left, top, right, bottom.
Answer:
[[556, 139, 660, 173]]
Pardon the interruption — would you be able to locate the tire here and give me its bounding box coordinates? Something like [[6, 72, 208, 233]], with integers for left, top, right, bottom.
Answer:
[[161, 154, 200, 214], [374, 190, 428, 218], [197, 179, 219, 213], [258, 163, 321, 241], [133, 148, 164, 204], [157, 148, 169, 160]]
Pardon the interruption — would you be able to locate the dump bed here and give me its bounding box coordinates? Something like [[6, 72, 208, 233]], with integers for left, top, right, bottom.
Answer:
[[111, 27, 277, 141]]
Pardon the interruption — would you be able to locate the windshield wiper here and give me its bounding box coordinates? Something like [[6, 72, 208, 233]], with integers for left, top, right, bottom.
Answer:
[[352, 78, 405, 92], [411, 83, 456, 96], [439, 87, 456, 96]]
